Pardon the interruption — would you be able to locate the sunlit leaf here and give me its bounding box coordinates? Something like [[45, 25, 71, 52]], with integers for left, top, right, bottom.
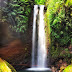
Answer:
[[63, 64, 72, 72], [0, 58, 16, 72]]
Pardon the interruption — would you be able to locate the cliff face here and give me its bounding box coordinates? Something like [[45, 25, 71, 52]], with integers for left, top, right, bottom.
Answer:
[[0, 10, 33, 71], [0, 39, 32, 70], [0, 21, 12, 47]]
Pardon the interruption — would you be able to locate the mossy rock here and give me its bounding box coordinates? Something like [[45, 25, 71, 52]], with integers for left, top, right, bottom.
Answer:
[[63, 64, 72, 72], [0, 58, 16, 72]]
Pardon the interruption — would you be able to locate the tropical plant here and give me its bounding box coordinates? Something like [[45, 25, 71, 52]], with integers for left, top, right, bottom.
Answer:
[[34, 0, 46, 5], [45, 0, 72, 58], [1, 0, 34, 32]]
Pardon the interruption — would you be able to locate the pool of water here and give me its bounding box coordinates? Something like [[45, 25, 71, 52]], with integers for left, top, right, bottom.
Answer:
[[18, 69, 52, 72], [18, 70, 52, 72]]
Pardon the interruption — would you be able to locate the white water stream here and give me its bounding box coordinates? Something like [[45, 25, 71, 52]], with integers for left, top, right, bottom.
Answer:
[[37, 5, 46, 68], [27, 5, 51, 71], [32, 5, 38, 67]]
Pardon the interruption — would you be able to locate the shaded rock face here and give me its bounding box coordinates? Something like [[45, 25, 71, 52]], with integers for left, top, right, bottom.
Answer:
[[0, 21, 13, 47], [0, 40, 24, 59], [0, 10, 33, 71], [0, 0, 8, 7], [0, 39, 32, 70]]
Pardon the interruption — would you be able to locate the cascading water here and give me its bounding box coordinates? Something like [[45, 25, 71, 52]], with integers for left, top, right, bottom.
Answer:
[[32, 5, 38, 67], [27, 5, 51, 71], [37, 5, 46, 68], [32, 5, 47, 68]]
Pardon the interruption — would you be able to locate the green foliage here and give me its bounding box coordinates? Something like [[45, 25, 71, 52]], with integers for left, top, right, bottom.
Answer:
[[46, 0, 72, 58], [2, 0, 34, 32], [60, 48, 72, 63], [34, 0, 46, 5]]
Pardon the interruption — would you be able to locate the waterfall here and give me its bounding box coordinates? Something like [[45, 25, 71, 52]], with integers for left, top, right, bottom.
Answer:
[[27, 5, 51, 71], [32, 5, 38, 67], [31, 5, 47, 68], [37, 5, 46, 68]]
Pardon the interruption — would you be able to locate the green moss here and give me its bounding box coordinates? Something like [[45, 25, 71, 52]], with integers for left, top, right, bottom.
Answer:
[[45, 0, 72, 59], [63, 64, 72, 72], [0, 58, 16, 72]]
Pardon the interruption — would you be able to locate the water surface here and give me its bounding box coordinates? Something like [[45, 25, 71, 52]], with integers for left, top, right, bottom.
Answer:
[[18, 70, 52, 72]]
